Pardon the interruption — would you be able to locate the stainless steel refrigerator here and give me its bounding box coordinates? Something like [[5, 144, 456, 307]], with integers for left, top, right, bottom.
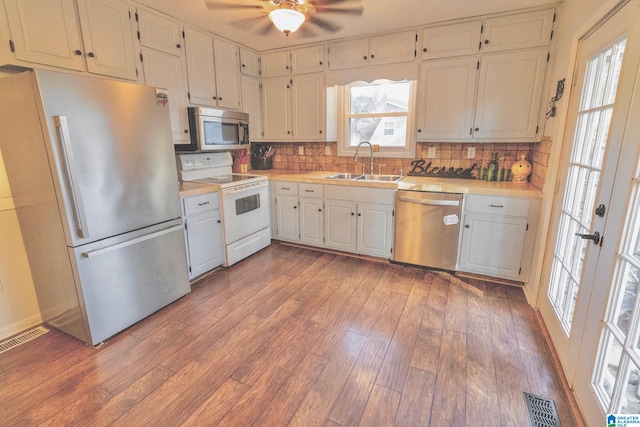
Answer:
[[0, 69, 190, 345]]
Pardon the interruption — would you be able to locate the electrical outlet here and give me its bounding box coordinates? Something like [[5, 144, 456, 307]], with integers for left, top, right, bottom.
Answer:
[[0, 278, 3, 292], [467, 147, 476, 159], [427, 147, 436, 158], [325, 146, 331, 156], [298, 146, 304, 155]]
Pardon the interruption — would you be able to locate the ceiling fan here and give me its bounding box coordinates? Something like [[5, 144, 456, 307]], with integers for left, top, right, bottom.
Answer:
[[205, 0, 364, 37]]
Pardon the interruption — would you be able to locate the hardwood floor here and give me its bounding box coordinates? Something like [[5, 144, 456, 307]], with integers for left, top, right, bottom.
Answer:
[[0, 242, 577, 426]]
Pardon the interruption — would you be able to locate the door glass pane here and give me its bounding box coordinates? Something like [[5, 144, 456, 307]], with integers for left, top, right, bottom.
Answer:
[[594, 330, 622, 408], [621, 362, 640, 414], [548, 37, 626, 333]]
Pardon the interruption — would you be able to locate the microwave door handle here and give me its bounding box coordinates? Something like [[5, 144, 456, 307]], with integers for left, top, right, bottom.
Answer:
[[53, 116, 89, 238], [239, 124, 245, 143]]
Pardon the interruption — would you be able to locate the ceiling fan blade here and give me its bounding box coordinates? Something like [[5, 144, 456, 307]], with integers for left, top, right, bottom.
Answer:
[[255, 20, 276, 36], [307, 15, 341, 33], [314, 6, 363, 15], [309, 0, 356, 6], [297, 24, 320, 38], [205, 1, 264, 11], [228, 15, 269, 26]]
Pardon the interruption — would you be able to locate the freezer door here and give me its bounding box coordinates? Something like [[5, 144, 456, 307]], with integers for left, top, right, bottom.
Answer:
[[36, 70, 182, 246], [70, 220, 190, 345]]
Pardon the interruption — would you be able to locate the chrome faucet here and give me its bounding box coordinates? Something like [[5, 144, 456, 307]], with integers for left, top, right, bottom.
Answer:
[[354, 141, 374, 175]]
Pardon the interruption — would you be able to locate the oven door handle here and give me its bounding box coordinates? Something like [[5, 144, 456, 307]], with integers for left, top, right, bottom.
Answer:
[[398, 196, 460, 207]]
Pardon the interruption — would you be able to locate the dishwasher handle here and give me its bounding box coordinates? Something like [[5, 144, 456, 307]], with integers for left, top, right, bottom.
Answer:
[[398, 196, 460, 207]]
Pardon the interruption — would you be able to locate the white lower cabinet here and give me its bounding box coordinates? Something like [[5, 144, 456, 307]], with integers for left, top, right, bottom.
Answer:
[[357, 202, 394, 258], [275, 194, 300, 242], [299, 197, 324, 246], [182, 192, 224, 280], [324, 199, 357, 252], [457, 194, 538, 281]]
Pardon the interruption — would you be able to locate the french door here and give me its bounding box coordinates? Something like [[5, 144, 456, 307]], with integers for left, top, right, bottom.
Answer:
[[539, 1, 640, 424]]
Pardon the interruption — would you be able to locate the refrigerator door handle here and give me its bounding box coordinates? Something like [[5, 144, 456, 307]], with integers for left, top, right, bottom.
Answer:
[[81, 224, 182, 258], [53, 116, 88, 239], [398, 196, 460, 207]]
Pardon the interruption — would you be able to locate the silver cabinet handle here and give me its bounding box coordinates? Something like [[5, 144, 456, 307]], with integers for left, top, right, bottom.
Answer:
[[81, 225, 182, 258], [53, 116, 88, 238], [398, 196, 460, 206]]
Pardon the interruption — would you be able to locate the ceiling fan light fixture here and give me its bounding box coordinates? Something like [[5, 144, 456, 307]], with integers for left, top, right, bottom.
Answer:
[[269, 7, 305, 35]]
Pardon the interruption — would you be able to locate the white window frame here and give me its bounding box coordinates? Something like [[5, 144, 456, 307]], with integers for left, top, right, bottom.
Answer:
[[335, 79, 417, 159]]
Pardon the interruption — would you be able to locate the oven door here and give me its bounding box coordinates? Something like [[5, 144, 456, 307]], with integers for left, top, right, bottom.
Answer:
[[221, 181, 270, 244]]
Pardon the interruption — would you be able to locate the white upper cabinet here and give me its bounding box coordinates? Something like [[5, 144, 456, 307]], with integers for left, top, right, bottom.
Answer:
[[421, 21, 482, 60], [239, 47, 260, 77], [3, 0, 136, 79], [262, 45, 324, 77], [240, 75, 263, 141], [261, 50, 290, 77], [183, 27, 216, 106], [417, 57, 478, 140], [262, 77, 291, 140], [136, 8, 182, 56], [482, 9, 555, 52], [213, 38, 241, 110], [328, 31, 416, 70], [368, 31, 417, 66], [473, 48, 548, 140], [291, 73, 325, 140], [291, 45, 324, 74], [4, 0, 84, 71]]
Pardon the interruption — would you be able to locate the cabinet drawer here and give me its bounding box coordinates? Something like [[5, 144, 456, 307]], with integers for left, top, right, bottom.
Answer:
[[464, 194, 530, 217], [275, 182, 298, 196], [183, 192, 219, 216], [298, 183, 323, 198]]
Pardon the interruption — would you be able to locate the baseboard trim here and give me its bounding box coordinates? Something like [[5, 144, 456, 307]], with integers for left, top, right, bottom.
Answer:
[[534, 309, 587, 427], [0, 313, 43, 341]]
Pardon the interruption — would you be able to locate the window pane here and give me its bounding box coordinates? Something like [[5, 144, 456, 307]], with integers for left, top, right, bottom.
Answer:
[[349, 82, 410, 114], [349, 117, 408, 147]]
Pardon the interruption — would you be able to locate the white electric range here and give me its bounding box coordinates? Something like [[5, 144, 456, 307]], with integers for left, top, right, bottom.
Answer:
[[177, 152, 271, 266]]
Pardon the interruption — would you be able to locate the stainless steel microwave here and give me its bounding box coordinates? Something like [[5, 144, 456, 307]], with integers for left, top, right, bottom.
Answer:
[[176, 107, 249, 152]]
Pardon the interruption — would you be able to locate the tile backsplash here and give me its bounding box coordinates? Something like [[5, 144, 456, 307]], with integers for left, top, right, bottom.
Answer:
[[253, 140, 551, 190]]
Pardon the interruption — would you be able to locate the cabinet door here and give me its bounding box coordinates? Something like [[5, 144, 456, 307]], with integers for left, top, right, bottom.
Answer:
[[417, 57, 477, 140], [213, 38, 241, 110], [369, 31, 417, 66], [4, 0, 84, 71], [300, 197, 324, 247], [473, 48, 548, 140], [184, 27, 216, 106], [261, 50, 290, 77], [276, 195, 299, 242], [76, 0, 136, 80], [483, 9, 554, 52], [421, 21, 482, 60], [458, 212, 528, 280], [240, 47, 260, 77], [184, 210, 224, 279], [357, 202, 393, 258], [291, 74, 325, 140], [291, 45, 324, 74], [141, 47, 190, 144], [241, 75, 263, 141], [324, 199, 357, 252], [262, 77, 291, 140], [328, 38, 368, 70], [136, 9, 182, 56]]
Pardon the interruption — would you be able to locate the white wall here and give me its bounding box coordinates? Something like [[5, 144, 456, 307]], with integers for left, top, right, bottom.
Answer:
[[525, 0, 632, 305], [0, 71, 41, 339]]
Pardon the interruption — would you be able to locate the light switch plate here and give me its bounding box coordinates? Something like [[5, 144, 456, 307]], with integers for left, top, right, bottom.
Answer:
[[325, 146, 331, 156], [427, 147, 436, 158], [467, 147, 476, 159], [298, 146, 304, 155]]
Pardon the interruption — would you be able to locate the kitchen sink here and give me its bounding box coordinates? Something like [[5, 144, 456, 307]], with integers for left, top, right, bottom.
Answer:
[[325, 173, 364, 180], [325, 173, 403, 182], [356, 174, 403, 182]]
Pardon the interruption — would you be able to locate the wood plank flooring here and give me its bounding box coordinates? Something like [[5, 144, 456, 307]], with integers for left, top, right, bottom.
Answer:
[[0, 242, 577, 426]]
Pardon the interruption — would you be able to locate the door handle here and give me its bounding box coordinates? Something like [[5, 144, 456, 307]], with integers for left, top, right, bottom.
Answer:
[[398, 196, 460, 206], [81, 225, 182, 258], [575, 231, 600, 245]]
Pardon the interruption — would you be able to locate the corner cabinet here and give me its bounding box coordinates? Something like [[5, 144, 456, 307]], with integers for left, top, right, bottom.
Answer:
[[182, 192, 224, 280], [3, 0, 137, 80], [457, 194, 539, 282]]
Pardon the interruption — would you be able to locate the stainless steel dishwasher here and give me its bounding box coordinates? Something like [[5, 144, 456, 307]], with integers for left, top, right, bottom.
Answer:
[[393, 190, 463, 270]]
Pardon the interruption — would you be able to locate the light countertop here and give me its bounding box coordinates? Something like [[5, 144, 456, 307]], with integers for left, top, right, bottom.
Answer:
[[179, 170, 542, 199]]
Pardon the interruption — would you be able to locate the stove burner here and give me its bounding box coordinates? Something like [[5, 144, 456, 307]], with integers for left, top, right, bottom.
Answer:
[[408, 160, 477, 179]]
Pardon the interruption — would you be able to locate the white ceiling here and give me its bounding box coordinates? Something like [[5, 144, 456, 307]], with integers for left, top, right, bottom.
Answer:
[[133, 0, 562, 52]]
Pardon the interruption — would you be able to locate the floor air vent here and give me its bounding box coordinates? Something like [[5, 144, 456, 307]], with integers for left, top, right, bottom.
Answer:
[[0, 326, 49, 354], [524, 392, 561, 427]]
